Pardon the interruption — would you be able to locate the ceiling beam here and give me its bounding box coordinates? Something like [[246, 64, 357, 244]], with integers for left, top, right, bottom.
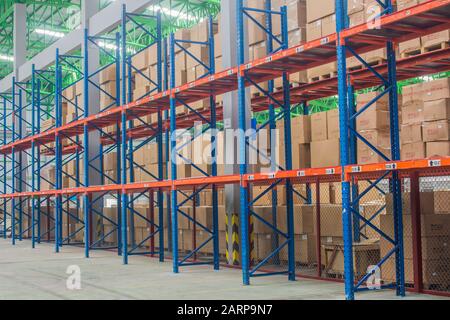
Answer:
[[0, 0, 156, 93]]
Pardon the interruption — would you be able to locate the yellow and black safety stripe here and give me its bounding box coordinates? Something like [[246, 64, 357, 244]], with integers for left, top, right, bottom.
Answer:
[[225, 213, 240, 265]]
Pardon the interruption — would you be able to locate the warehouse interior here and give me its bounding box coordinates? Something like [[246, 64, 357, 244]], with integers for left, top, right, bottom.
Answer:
[[0, 0, 449, 301]]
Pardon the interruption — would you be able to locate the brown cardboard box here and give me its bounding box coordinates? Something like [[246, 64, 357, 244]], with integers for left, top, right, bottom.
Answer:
[[322, 240, 380, 278], [381, 212, 450, 239], [306, 20, 322, 41], [131, 49, 149, 71], [382, 257, 450, 286], [306, 0, 334, 23], [357, 91, 389, 111], [295, 234, 317, 264], [311, 139, 340, 167], [319, 204, 343, 237], [423, 78, 450, 102], [277, 205, 314, 235], [252, 206, 275, 233], [402, 82, 424, 104], [424, 98, 450, 122], [321, 14, 336, 37], [401, 123, 423, 144], [434, 191, 450, 214], [386, 192, 436, 216], [422, 30, 450, 49], [356, 109, 390, 131], [311, 112, 327, 141], [286, 0, 307, 32], [422, 120, 450, 142], [327, 109, 340, 139], [291, 115, 311, 144], [380, 235, 450, 260], [401, 142, 426, 160], [402, 100, 425, 125], [358, 147, 390, 165], [426, 141, 450, 157], [357, 130, 391, 152]]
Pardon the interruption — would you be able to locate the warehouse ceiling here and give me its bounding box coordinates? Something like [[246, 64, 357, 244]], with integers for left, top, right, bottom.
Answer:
[[0, 0, 220, 81]]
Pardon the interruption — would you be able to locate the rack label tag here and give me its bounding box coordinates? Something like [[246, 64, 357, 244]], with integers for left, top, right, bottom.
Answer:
[[428, 159, 441, 167], [351, 166, 362, 173], [297, 170, 305, 177], [386, 163, 397, 170], [326, 168, 335, 175]]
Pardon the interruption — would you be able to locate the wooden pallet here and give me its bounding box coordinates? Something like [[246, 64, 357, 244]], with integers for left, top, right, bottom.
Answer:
[[347, 58, 387, 72], [401, 41, 449, 58], [423, 41, 450, 53], [308, 71, 338, 83]]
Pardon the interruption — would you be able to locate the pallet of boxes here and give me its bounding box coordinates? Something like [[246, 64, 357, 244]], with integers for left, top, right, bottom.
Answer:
[[401, 78, 450, 160], [306, 103, 387, 277], [248, 0, 308, 93], [397, 0, 450, 59], [307, 0, 390, 79], [380, 192, 450, 289]]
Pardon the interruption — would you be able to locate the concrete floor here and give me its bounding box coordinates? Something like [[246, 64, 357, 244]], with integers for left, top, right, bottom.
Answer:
[[0, 239, 447, 300]]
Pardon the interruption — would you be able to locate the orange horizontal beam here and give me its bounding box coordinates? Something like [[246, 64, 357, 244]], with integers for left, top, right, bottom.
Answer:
[[1, 0, 449, 156], [2, 157, 450, 199]]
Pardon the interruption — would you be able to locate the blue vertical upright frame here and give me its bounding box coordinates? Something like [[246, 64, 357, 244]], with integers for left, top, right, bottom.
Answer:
[[236, 0, 249, 285], [335, 0, 354, 300], [335, 0, 405, 299]]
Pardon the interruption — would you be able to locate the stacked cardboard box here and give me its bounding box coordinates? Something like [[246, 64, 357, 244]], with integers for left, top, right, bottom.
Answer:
[[318, 202, 381, 277], [248, 0, 307, 91], [254, 204, 317, 264], [398, 0, 450, 58], [306, 0, 398, 78], [380, 192, 450, 287], [309, 110, 340, 167], [277, 115, 311, 170], [401, 78, 450, 159], [356, 91, 392, 164]]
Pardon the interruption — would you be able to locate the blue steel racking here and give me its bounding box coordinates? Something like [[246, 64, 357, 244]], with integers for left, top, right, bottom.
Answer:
[[119, 4, 165, 264], [0, 0, 450, 300], [169, 15, 220, 272]]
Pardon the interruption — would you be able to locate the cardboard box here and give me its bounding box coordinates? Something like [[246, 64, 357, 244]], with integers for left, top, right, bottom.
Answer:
[[357, 91, 389, 111], [277, 205, 314, 235], [386, 192, 436, 216], [319, 204, 343, 237], [422, 120, 450, 142], [382, 257, 450, 286], [381, 212, 450, 239], [381, 235, 450, 261], [434, 191, 450, 214], [401, 123, 423, 144], [295, 234, 317, 264], [311, 139, 340, 167], [423, 78, 450, 102], [306, 0, 334, 23], [426, 141, 450, 157], [422, 30, 450, 49], [327, 109, 340, 139], [401, 142, 426, 160], [402, 100, 425, 125], [311, 112, 328, 141], [424, 98, 450, 122], [402, 82, 424, 104], [322, 240, 380, 278], [356, 109, 390, 131], [291, 115, 311, 144]]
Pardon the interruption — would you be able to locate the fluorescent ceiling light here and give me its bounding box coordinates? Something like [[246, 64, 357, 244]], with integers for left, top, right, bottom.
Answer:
[[151, 5, 197, 22], [35, 28, 66, 38], [0, 54, 14, 62], [98, 41, 136, 55]]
